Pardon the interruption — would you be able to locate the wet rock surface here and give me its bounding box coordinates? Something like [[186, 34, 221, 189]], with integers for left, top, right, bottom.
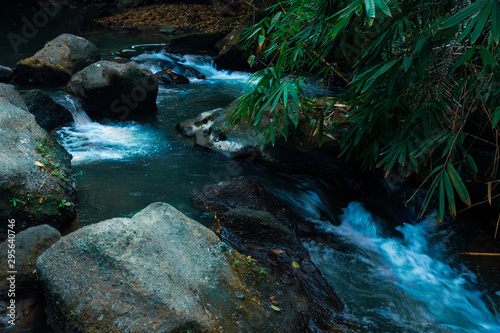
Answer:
[[194, 178, 348, 331], [193, 177, 311, 233], [0, 101, 76, 239], [20, 89, 73, 132], [36, 202, 347, 332], [155, 69, 190, 85], [176, 108, 261, 156], [13, 33, 100, 86], [66, 60, 158, 119]]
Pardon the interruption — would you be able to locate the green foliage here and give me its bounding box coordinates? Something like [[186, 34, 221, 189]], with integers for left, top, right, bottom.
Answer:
[[231, 0, 500, 220], [10, 197, 24, 208], [59, 199, 72, 208]]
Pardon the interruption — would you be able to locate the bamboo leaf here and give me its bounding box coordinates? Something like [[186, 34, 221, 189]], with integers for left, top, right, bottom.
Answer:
[[414, 37, 428, 53], [419, 167, 443, 218], [446, 162, 471, 206], [492, 0, 500, 43], [269, 12, 282, 31], [443, 171, 457, 218], [440, 0, 488, 29], [479, 46, 496, 66], [492, 107, 500, 128], [438, 177, 445, 223], [465, 154, 478, 174], [470, 5, 490, 43], [374, 0, 391, 17], [365, 0, 376, 18], [283, 85, 288, 107], [258, 34, 266, 47], [402, 56, 412, 72], [362, 59, 399, 92]]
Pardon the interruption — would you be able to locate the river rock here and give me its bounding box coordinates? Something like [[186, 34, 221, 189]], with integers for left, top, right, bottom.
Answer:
[[0, 101, 76, 240], [13, 34, 100, 86], [158, 60, 206, 79], [0, 225, 61, 300], [0, 83, 28, 110], [66, 60, 158, 119], [214, 44, 253, 72], [20, 89, 73, 132], [36, 202, 346, 332], [194, 179, 348, 331], [0, 65, 13, 83], [176, 108, 261, 156], [155, 69, 190, 85], [193, 177, 312, 233]]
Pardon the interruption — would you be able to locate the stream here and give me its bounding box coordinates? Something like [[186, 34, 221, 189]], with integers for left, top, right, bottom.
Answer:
[[2, 7, 500, 333]]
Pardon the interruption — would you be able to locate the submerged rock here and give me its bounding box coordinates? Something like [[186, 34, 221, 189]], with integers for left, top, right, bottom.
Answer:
[[36, 202, 347, 332], [20, 89, 73, 132], [66, 60, 158, 119], [13, 34, 100, 86], [0, 101, 76, 239], [0, 65, 13, 83]]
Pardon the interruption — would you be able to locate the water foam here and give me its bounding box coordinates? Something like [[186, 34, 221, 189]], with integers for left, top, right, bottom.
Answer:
[[57, 122, 169, 164], [132, 51, 253, 84], [56, 98, 169, 164], [308, 202, 500, 332]]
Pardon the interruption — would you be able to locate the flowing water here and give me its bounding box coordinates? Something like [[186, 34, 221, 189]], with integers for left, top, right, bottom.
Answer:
[[2, 8, 500, 332]]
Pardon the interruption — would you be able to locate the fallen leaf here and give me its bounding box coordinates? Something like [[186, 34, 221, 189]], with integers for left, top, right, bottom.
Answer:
[[292, 261, 300, 269], [250, 298, 261, 305], [272, 249, 285, 254], [271, 305, 281, 312], [256, 290, 261, 298], [35, 161, 45, 172], [38, 197, 43, 204]]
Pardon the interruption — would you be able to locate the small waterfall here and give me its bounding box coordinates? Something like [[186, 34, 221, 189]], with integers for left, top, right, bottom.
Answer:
[[55, 96, 170, 164], [304, 201, 500, 332], [65, 96, 92, 126]]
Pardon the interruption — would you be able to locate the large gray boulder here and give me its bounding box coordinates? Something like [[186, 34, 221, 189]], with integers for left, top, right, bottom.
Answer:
[[13, 33, 100, 86], [20, 89, 73, 132], [66, 61, 158, 119], [0, 101, 76, 239], [36, 203, 347, 332]]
